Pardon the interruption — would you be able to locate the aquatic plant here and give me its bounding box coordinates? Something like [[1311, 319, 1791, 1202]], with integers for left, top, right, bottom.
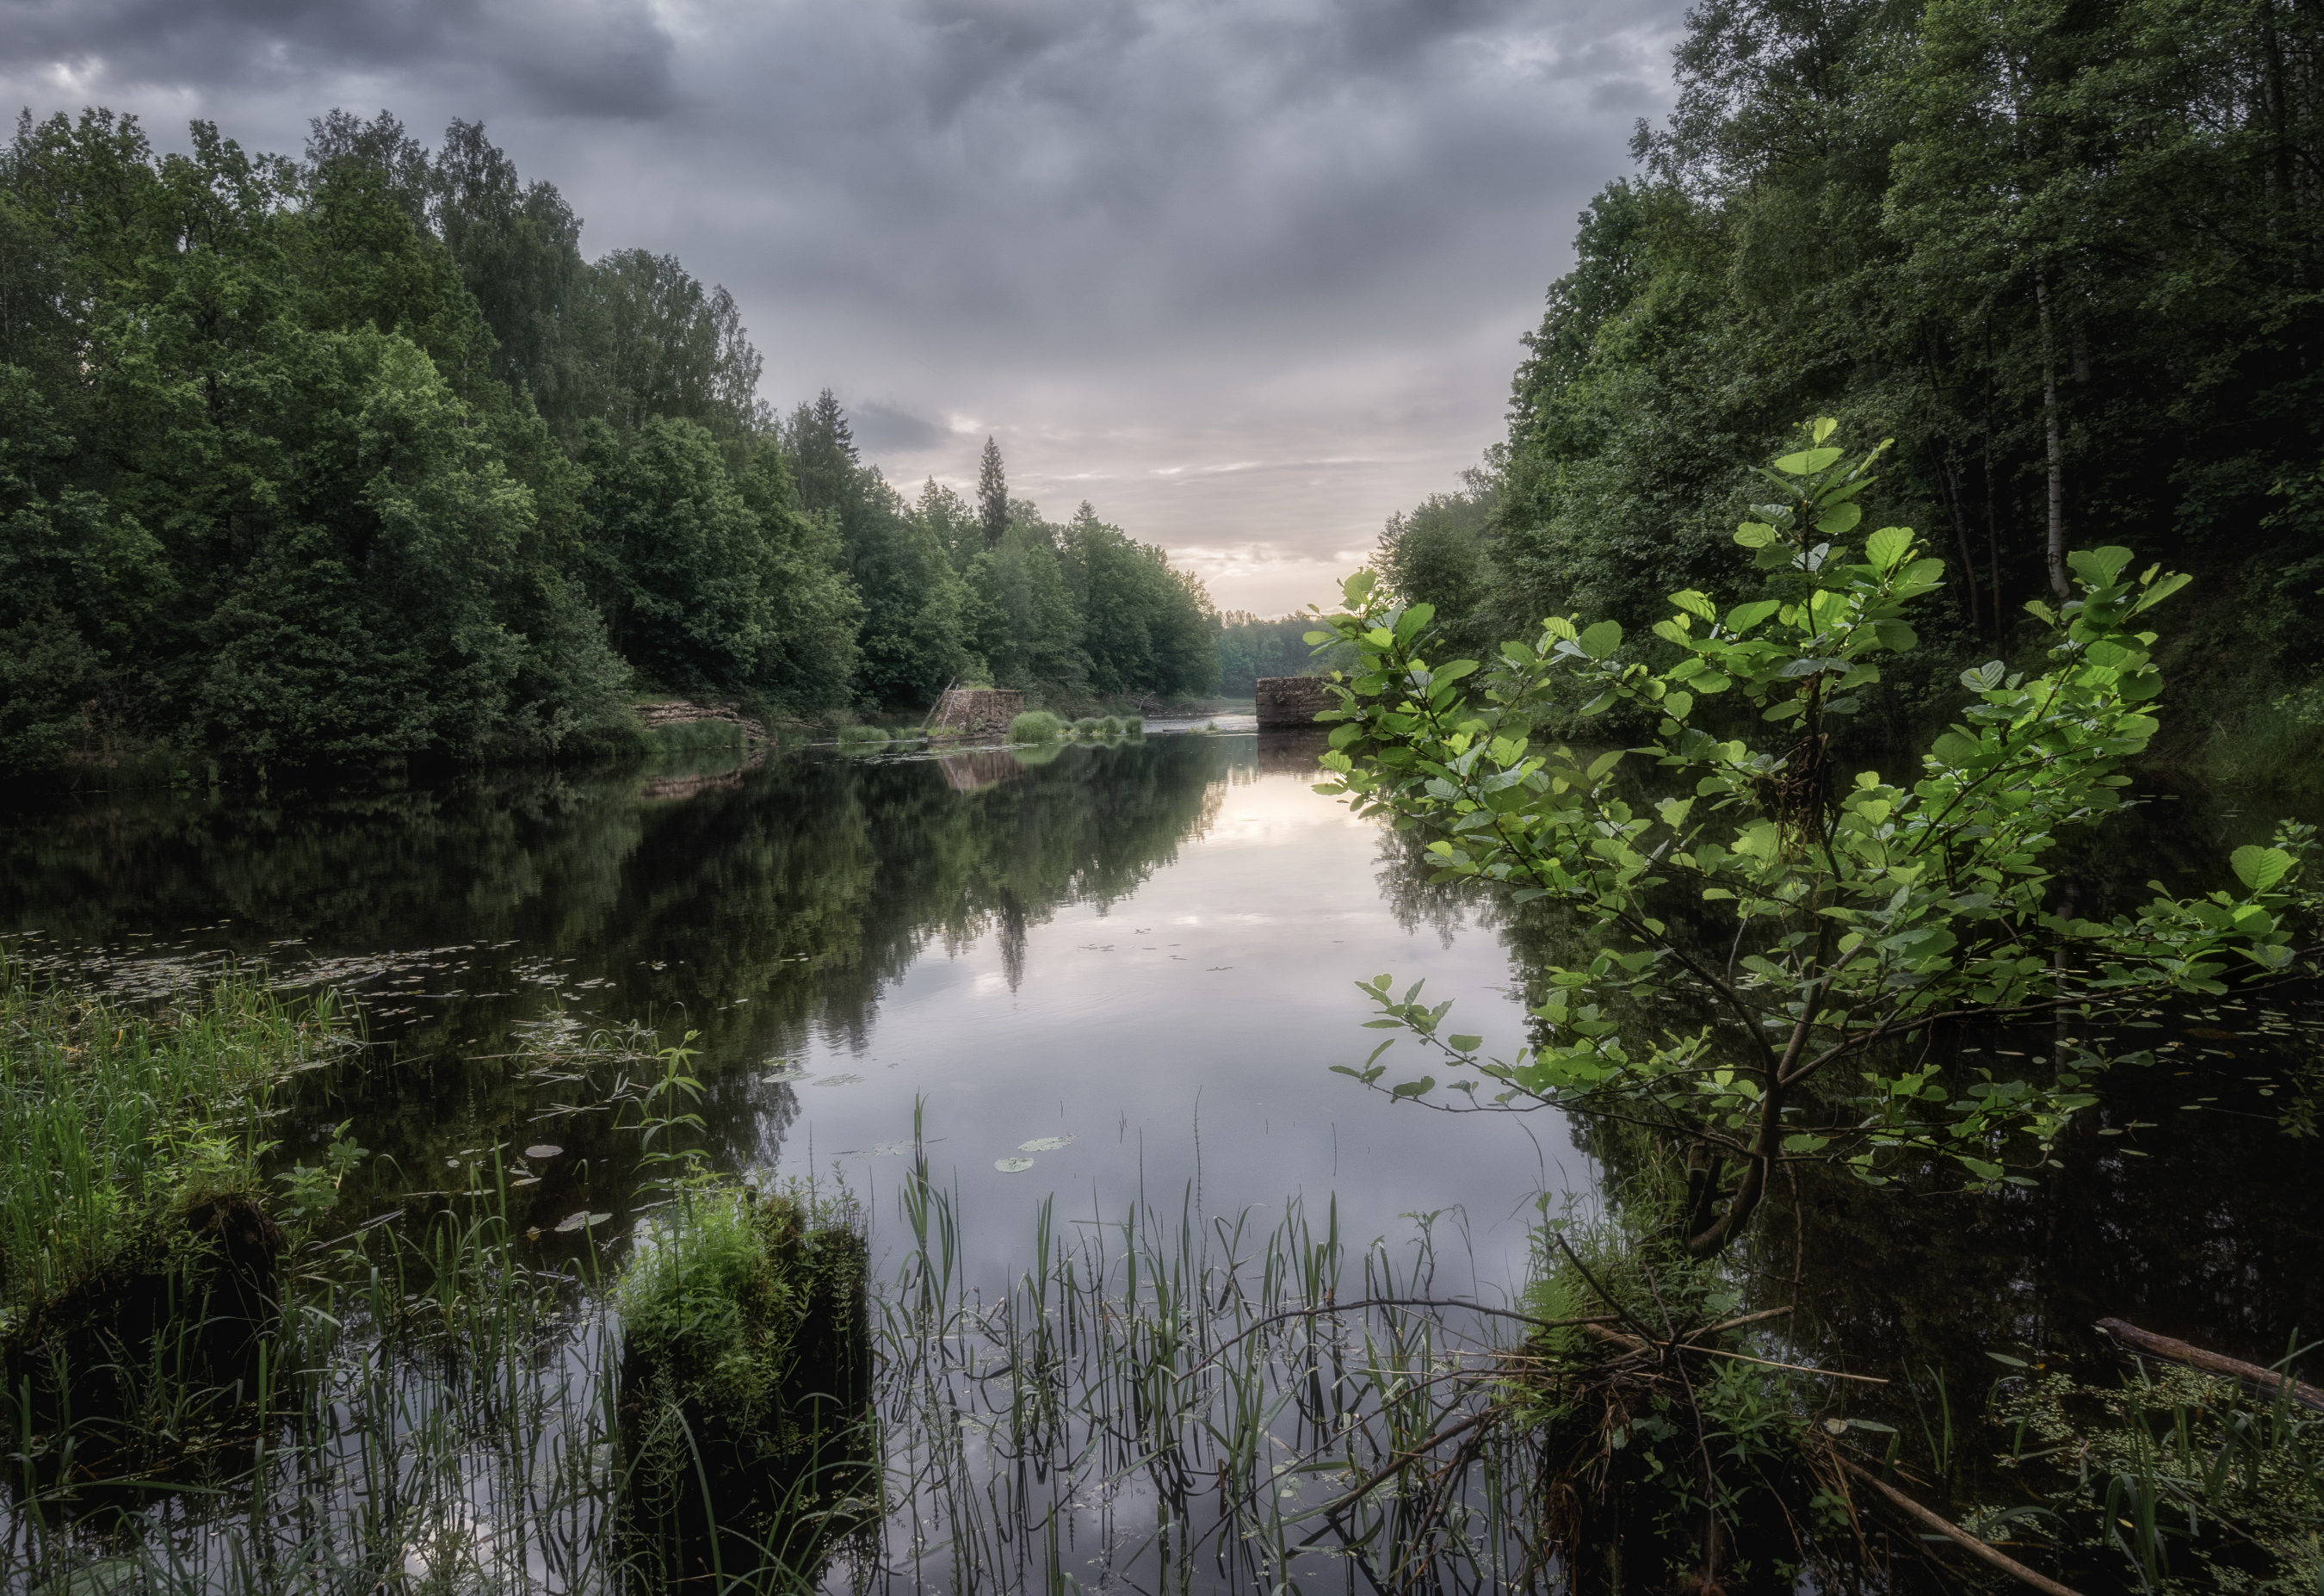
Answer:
[[1122, 714, 1143, 733], [835, 725, 890, 745], [0, 961, 346, 1339], [1069, 715, 1105, 736], [615, 1179, 872, 1578], [1007, 710, 1065, 743]]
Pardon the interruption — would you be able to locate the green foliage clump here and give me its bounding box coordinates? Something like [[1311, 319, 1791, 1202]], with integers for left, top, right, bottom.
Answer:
[[615, 1178, 871, 1574], [834, 724, 889, 745], [0, 962, 350, 1341], [1100, 715, 1125, 734], [1071, 716, 1106, 736], [1122, 714, 1144, 734], [1987, 1362, 2324, 1592], [1009, 710, 1066, 744], [617, 1185, 814, 1415]]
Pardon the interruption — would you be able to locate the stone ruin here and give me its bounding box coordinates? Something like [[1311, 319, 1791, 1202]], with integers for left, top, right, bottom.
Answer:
[[1253, 676, 1336, 730], [638, 699, 770, 740], [927, 687, 1025, 739]]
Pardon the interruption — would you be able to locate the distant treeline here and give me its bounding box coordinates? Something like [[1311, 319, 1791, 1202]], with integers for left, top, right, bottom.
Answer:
[[1375, 0, 2324, 752], [0, 108, 1219, 773]]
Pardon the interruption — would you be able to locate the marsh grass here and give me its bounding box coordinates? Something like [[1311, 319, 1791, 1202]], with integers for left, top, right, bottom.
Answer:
[[1006, 711, 1065, 745], [0, 958, 339, 1329], [1981, 1350, 2324, 1591]]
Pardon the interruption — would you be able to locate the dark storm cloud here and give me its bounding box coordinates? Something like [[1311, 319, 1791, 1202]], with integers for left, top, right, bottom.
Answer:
[[2, 0, 1687, 613], [3, 0, 679, 117]]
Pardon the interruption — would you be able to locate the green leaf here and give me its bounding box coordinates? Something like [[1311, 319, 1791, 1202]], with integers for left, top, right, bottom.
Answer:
[[1873, 620, 1918, 652], [1447, 1034, 1483, 1052], [2067, 546, 2134, 585], [1772, 446, 1843, 476], [1391, 1077, 1437, 1098], [1734, 523, 1777, 548], [1864, 526, 1913, 572], [1724, 599, 1781, 633], [1932, 731, 1981, 766], [1579, 620, 1622, 659], [1394, 603, 1437, 644], [1814, 501, 1862, 537], [1960, 660, 2006, 692], [2231, 845, 2295, 892]]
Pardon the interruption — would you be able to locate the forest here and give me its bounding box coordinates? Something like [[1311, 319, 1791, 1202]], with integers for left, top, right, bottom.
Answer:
[[1375, 0, 2324, 777], [0, 108, 1220, 776]]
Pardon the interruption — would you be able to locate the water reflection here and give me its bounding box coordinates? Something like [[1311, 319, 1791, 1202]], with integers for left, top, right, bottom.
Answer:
[[0, 734, 1568, 1287]]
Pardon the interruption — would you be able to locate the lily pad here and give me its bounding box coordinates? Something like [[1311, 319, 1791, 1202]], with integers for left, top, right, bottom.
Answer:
[[993, 1157, 1035, 1173], [762, 1067, 810, 1084], [524, 1144, 562, 1160], [553, 1210, 613, 1234], [1018, 1135, 1075, 1153], [813, 1073, 864, 1086]]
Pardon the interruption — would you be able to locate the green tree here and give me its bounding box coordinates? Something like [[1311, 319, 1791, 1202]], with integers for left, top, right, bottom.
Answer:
[[978, 436, 1009, 552], [1317, 422, 2302, 1258]]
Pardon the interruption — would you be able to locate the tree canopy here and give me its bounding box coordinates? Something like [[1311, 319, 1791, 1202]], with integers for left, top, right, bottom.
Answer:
[[0, 108, 1218, 771], [1374, 0, 2324, 754]]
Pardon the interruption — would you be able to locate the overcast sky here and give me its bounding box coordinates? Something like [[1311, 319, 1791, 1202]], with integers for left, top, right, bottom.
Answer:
[[6, 0, 1685, 616]]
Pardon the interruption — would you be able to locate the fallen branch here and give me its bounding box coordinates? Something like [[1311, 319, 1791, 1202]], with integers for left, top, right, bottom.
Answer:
[[1830, 1452, 2082, 1596], [2095, 1318, 2324, 1412]]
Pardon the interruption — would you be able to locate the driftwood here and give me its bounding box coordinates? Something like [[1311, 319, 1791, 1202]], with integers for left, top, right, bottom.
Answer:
[[2094, 1318, 2324, 1412]]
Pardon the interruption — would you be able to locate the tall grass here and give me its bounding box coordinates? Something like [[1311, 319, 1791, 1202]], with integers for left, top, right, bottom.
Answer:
[[0, 960, 343, 1330], [1006, 711, 1064, 744]]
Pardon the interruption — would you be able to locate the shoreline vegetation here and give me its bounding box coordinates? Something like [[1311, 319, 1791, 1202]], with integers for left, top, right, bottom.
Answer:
[[1, 108, 1235, 789], [0, 953, 2316, 1593]]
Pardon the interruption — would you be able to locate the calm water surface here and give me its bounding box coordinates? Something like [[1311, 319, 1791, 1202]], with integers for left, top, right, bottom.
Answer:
[[0, 727, 1574, 1291], [3, 727, 2321, 1382]]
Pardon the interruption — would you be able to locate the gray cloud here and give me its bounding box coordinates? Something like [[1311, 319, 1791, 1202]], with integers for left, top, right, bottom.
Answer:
[[2, 0, 1684, 614], [4, 0, 678, 117], [851, 400, 954, 456]]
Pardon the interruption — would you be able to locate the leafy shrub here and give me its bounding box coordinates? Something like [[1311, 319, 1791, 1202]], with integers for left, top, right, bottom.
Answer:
[[1123, 715, 1144, 733], [1100, 715, 1125, 734], [1071, 716, 1105, 735], [1009, 711, 1066, 743], [835, 725, 888, 745]]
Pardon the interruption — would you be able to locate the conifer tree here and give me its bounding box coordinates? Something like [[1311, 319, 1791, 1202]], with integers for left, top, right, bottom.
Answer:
[[978, 436, 1009, 551]]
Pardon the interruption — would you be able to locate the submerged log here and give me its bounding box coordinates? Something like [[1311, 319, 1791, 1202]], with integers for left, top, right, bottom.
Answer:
[[2093, 1318, 2324, 1412]]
